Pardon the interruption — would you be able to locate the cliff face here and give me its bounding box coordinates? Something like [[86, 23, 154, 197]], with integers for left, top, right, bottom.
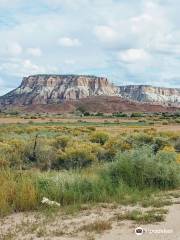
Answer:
[[0, 75, 179, 107], [118, 85, 180, 106], [0, 75, 117, 105]]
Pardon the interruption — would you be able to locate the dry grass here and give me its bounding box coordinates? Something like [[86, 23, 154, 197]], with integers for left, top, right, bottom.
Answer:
[[0, 117, 179, 218], [114, 208, 168, 224], [141, 198, 172, 208], [79, 220, 112, 233], [0, 170, 38, 216]]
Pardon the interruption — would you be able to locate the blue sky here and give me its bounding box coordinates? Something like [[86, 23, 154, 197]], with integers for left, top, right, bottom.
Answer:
[[0, 0, 180, 95]]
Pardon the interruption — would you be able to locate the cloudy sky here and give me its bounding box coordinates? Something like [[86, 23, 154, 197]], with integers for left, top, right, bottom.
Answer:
[[0, 0, 180, 95]]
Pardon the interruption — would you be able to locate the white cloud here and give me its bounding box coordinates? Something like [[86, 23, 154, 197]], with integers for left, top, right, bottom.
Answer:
[[58, 37, 81, 47], [118, 49, 150, 63], [94, 25, 118, 43], [27, 48, 42, 57], [64, 59, 75, 65], [0, 0, 22, 7], [44, 0, 89, 10], [22, 59, 42, 73], [0, 0, 180, 88], [0, 58, 44, 76], [0, 77, 13, 96], [7, 42, 23, 56]]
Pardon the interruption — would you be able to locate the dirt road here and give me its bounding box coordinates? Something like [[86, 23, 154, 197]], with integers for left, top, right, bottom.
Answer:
[[99, 203, 180, 240], [1, 194, 180, 240]]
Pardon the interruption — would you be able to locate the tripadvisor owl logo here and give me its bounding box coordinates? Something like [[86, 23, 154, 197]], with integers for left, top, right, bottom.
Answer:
[[135, 227, 144, 236]]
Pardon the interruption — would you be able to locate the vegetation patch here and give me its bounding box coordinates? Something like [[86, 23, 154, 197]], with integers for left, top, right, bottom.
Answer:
[[115, 208, 168, 224], [0, 120, 179, 217], [79, 220, 112, 233]]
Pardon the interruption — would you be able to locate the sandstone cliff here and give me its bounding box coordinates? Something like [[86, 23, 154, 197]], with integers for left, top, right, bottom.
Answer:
[[0, 75, 117, 105], [0, 75, 179, 108], [118, 85, 180, 106]]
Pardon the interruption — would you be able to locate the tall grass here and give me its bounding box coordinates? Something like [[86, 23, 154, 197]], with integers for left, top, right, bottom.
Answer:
[[1, 145, 179, 217], [0, 170, 38, 216], [103, 146, 180, 189], [0, 124, 180, 217]]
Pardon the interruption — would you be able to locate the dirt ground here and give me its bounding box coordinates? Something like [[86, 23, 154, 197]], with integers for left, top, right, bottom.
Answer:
[[0, 193, 180, 240], [99, 203, 180, 240], [0, 117, 136, 124]]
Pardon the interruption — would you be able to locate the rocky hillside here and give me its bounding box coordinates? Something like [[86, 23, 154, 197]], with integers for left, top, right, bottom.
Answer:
[[0, 75, 117, 105], [0, 74, 179, 108], [21, 96, 178, 114], [118, 85, 180, 106]]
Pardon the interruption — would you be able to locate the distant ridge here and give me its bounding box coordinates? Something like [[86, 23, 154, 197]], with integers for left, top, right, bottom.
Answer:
[[0, 74, 179, 112]]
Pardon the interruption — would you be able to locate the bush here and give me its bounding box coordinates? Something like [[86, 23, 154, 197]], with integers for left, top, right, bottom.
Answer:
[[91, 132, 109, 145], [0, 143, 11, 168], [162, 120, 168, 125], [131, 112, 144, 118], [76, 106, 87, 114], [103, 147, 180, 189], [21, 138, 58, 170], [131, 133, 154, 146], [35, 144, 58, 170], [55, 143, 97, 169], [174, 138, 180, 152], [95, 112, 104, 117], [104, 138, 131, 160], [175, 119, 180, 123], [53, 135, 70, 150], [0, 140, 27, 169], [112, 112, 128, 118], [153, 137, 169, 153]]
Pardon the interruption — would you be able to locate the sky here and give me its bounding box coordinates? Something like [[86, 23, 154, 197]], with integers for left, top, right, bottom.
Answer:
[[0, 0, 180, 95]]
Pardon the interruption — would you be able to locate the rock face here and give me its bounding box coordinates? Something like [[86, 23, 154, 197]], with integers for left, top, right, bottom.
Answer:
[[118, 85, 180, 106], [0, 75, 117, 105], [0, 74, 179, 107]]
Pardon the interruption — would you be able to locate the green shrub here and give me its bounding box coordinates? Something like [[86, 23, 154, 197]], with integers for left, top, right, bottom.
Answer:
[[131, 133, 154, 146], [35, 144, 58, 170], [162, 120, 168, 125], [175, 119, 180, 123], [112, 112, 128, 118], [0, 140, 27, 169], [53, 135, 70, 150], [131, 112, 144, 118], [55, 144, 97, 169], [153, 137, 169, 153], [174, 138, 180, 152], [103, 147, 180, 189], [90, 132, 109, 145]]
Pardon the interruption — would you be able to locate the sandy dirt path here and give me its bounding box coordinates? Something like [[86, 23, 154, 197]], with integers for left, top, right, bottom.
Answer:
[[99, 203, 180, 240], [1, 194, 180, 240]]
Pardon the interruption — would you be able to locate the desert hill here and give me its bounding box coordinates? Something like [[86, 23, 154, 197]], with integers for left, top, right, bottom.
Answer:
[[0, 74, 179, 113]]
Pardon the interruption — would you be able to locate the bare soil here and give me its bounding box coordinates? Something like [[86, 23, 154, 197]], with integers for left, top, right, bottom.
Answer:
[[3, 96, 178, 114], [1, 193, 180, 240], [0, 117, 136, 124]]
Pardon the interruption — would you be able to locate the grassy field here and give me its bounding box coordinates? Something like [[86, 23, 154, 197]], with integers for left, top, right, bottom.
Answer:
[[0, 112, 179, 217], [0, 113, 179, 239]]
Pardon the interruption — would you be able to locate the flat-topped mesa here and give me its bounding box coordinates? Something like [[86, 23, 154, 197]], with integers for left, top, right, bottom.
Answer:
[[118, 85, 180, 105], [0, 75, 118, 105], [0, 75, 179, 108]]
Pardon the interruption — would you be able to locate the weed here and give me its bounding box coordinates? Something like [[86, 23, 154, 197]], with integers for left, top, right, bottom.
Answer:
[[115, 208, 167, 224], [79, 220, 112, 233]]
